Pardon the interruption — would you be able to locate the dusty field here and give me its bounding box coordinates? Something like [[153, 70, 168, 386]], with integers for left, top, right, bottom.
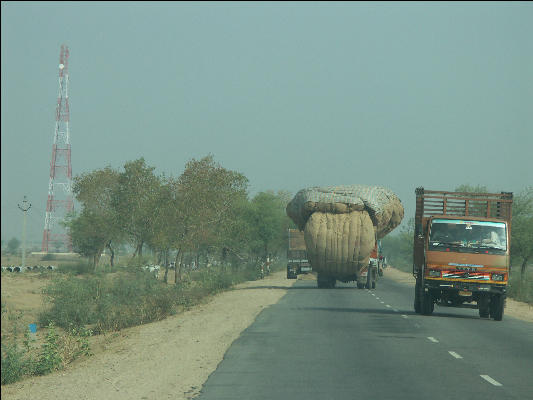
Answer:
[[1, 270, 297, 400]]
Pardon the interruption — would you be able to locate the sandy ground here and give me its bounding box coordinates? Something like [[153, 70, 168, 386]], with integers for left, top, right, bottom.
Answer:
[[384, 266, 533, 323], [1, 270, 297, 400], [2, 268, 531, 399]]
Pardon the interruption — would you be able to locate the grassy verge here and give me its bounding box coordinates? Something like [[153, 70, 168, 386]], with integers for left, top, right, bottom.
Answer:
[[1, 259, 283, 385]]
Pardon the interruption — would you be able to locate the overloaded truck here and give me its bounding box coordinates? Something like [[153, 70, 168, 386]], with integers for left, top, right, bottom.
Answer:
[[286, 228, 312, 279], [286, 185, 404, 289], [413, 188, 513, 320]]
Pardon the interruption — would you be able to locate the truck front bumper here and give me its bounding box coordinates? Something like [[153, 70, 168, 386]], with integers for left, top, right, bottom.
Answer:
[[424, 279, 506, 295]]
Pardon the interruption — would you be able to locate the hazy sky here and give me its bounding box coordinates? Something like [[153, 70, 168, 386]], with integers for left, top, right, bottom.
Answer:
[[2, 1, 532, 244]]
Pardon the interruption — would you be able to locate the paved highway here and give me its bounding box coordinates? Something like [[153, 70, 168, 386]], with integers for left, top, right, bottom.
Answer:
[[197, 275, 533, 400]]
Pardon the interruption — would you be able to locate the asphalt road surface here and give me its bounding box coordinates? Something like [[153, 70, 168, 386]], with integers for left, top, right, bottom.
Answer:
[[197, 275, 533, 400]]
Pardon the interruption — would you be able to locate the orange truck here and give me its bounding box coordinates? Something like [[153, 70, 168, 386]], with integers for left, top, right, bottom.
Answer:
[[413, 188, 513, 320], [286, 229, 312, 279]]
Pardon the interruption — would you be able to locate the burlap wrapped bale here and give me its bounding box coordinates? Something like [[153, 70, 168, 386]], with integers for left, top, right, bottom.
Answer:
[[304, 211, 375, 277], [287, 185, 404, 239]]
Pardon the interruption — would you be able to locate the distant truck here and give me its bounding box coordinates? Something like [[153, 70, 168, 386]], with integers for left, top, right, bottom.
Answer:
[[286, 229, 311, 279], [413, 188, 513, 320]]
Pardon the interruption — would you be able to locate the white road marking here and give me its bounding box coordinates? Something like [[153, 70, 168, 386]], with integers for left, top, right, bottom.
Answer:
[[449, 351, 463, 359], [371, 293, 376, 297], [427, 337, 439, 343], [393, 309, 399, 312], [480, 375, 502, 387], [380, 301, 385, 304], [401, 315, 408, 318], [385, 304, 391, 308]]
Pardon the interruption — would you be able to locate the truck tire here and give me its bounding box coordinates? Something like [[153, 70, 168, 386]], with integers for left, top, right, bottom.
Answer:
[[328, 277, 336, 289], [414, 280, 422, 313], [317, 273, 334, 289], [421, 291, 434, 315], [357, 282, 365, 289], [371, 281, 376, 289], [490, 294, 505, 321], [478, 295, 490, 318]]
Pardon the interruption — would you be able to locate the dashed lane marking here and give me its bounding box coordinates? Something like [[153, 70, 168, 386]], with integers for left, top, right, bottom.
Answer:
[[480, 375, 502, 387], [401, 315, 408, 319], [380, 301, 385, 304], [427, 337, 439, 343], [393, 309, 399, 312], [449, 351, 463, 359], [385, 305, 391, 308]]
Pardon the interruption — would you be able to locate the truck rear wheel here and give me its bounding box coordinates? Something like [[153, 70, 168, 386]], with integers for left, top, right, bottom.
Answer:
[[357, 282, 365, 289], [317, 273, 335, 289], [490, 294, 504, 321]]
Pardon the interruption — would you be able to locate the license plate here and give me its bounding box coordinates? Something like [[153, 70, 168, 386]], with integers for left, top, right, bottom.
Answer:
[[301, 267, 311, 272], [458, 290, 472, 296]]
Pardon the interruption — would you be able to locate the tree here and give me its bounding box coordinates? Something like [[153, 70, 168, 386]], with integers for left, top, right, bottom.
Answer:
[[247, 191, 292, 260], [66, 210, 110, 269], [172, 155, 248, 281], [113, 158, 162, 259], [64, 166, 121, 269], [7, 237, 20, 255], [454, 184, 489, 193], [511, 187, 533, 278], [72, 166, 122, 267]]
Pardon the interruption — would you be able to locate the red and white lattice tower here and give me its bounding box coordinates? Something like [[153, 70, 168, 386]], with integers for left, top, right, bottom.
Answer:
[[41, 44, 74, 253]]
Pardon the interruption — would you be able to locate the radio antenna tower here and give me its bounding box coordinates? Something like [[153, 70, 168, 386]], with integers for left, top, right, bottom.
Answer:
[[41, 44, 74, 253]]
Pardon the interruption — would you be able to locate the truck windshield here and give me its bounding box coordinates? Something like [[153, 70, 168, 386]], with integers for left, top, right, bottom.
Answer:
[[429, 219, 507, 253]]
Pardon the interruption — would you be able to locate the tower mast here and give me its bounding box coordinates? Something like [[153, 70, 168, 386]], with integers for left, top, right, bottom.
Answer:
[[41, 44, 74, 253]]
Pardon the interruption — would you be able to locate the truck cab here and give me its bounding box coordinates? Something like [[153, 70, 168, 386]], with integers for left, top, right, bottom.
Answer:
[[287, 229, 311, 279]]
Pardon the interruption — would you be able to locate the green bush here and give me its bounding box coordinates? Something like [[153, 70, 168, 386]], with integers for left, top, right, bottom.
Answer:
[[1, 339, 29, 385], [508, 267, 533, 305], [57, 262, 92, 275], [35, 322, 62, 375], [39, 270, 180, 334]]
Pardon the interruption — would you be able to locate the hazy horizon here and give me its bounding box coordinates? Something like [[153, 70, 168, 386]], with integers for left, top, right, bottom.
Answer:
[[2, 1, 532, 244]]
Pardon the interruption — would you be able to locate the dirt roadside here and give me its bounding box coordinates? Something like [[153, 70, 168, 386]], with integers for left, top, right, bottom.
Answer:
[[384, 266, 533, 323], [2, 268, 531, 399], [1, 270, 297, 400]]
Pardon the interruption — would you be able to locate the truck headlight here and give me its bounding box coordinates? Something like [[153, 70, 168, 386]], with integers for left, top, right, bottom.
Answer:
[[491, 273, 505, 281], [428, 270, 441, 277]]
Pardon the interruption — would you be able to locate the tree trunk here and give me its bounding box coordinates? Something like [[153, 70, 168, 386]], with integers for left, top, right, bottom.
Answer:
[[106, 241, 115, 268], [176, 250, 185, 284], [521, 256, 530, 279]]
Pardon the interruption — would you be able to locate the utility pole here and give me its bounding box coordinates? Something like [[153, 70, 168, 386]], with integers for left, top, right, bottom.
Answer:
[[18, 196, 32, 269]]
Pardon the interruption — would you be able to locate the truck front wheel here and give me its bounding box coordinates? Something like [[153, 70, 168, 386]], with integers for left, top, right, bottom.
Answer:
[[478, 295, 490, 318], [490, 294, 505, 321], [421, 291, 434, 315]]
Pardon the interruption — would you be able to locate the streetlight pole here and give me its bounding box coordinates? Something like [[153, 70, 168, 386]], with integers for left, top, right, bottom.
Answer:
[[18, 196, 32, 269]]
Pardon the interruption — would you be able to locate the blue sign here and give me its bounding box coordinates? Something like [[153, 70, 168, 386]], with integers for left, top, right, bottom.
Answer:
[[29, 323, 37, 333]]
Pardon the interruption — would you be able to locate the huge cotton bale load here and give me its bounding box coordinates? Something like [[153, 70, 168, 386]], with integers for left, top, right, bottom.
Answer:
[[286, 185, 404, 278]]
